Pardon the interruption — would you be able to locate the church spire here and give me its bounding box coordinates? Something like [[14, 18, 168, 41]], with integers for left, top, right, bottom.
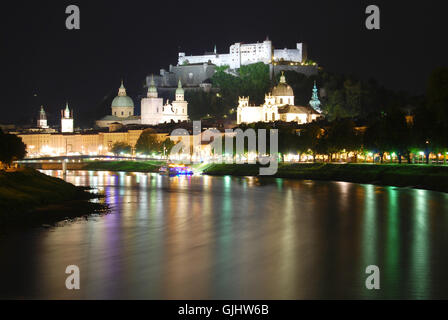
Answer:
[[64, 102, 71, 119], [40, 106, 46, 118], [147, 74, 158, 98], [118, 80, 127, 96], [37, 105, 49, 129], [280, 71, 286, 84], [309, 81, 322, 113], [176, 79, 184, 101]]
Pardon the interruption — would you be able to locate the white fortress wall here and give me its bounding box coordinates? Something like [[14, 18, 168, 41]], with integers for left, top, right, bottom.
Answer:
[[273, 43, 304, 63], [176, 41, 309, 75]]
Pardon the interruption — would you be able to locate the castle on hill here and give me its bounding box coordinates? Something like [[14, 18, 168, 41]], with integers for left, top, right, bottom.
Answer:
[[178, 38, 307, 69], [147, 38, 318, 92]]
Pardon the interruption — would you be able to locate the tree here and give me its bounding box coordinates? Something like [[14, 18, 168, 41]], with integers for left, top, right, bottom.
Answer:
[[135, 129, 162, 155], [0, 131, 27, 168], [325, 90, 351, 121], [111, 142, 132, 156], [427, 67, 448, 126], [298, 122, 324, 162], [326, 119, 362, 162], [185, 91, 226, 120], [160, 138, 176, 157], [211, 63, 270, 115], [363, 111, 411, 164]]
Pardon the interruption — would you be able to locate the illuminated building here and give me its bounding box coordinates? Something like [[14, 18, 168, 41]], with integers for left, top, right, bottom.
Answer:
[[96, 81, 141, 128], [37, 106, 49, 129], [178, 38, 306, 69], [61, 103, 74, 133], [309, 81, 322, 113], [141, 77, 189, 125], [237, 73, 322, 124], [96, 79, 190, 128]]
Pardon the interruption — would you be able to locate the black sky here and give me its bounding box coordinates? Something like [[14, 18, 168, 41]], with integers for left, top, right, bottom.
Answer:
[[1, 0, 447, 124]]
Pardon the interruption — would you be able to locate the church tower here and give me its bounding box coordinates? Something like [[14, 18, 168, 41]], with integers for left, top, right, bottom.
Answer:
[[147, 75, 158, 98], [61, 102, 74, 133], [141, 75, 164, 125], [175, 79, 184, 101], [309, 81, 322, 113], [172, 79, 189, 120], [37, 106, 49, 129]]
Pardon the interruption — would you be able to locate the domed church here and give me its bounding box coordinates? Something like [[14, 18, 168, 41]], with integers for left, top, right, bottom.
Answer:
[[237, 73, 322, 125], [112, 81, 135, 118], [96, 80, 141, 128]]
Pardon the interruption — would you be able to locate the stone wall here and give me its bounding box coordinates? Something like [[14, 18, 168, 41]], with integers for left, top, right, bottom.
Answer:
[[148, 63, 216, 88], [271, 64, 319, 78]]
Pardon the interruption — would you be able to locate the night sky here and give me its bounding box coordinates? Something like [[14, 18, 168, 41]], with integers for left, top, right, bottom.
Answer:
[[1, 0, 447, 125]]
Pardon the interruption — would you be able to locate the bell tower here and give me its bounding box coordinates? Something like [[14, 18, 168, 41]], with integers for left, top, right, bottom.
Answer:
[[37, 106, 49, 129], [61, 102, 74, 133]]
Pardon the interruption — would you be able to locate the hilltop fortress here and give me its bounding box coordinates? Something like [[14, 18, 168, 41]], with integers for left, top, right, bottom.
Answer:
[[147, 38, 318, 91], [178, 39, 306, 69]]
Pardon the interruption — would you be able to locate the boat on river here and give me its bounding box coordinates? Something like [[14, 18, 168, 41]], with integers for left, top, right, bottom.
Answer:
[[159, 163, 194, 176]]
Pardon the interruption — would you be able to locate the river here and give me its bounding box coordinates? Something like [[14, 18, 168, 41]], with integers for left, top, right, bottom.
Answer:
[[1, 170, 448, 299]]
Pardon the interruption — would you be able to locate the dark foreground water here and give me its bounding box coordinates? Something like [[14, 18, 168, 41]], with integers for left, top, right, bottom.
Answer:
[[1, 170, 448, 299]]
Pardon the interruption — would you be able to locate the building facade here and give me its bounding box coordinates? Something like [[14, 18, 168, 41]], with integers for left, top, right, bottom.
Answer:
[[96, 81, 141, 128], [149, 63, 216, 89], [178, 39, 306, 70], [37, 106, 49, 129], [19, 129, 153, 157], [61, 103, 74, 133], [237, 73, 322, 125], [141, 77, 189, 125]]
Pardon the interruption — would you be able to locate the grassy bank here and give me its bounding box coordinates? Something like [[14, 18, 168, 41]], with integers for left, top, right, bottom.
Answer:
[[202, 163, 448, 193], [0, 168, 104, 228], [81, 160, 164, 173]]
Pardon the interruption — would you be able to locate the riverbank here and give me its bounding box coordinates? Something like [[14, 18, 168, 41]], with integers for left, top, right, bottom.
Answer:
[[83, 160, 164, 172], [22, 160, 164, 173], [0, 168, 105, 229], [201, 163, 448, 193]]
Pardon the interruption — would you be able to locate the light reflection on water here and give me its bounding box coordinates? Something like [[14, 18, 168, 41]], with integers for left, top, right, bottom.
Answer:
[[1, 170, 448, 299]]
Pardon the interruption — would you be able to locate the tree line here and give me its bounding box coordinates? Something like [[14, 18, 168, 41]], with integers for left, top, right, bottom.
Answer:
[[0, 129, 27, 168], [111, 129, 176, 157]]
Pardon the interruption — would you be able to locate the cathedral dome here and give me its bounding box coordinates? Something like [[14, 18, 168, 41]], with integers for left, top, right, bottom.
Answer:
[[112, 96, 134, 108], [272, 72, 294, 97], [112, 81, 134, 108]]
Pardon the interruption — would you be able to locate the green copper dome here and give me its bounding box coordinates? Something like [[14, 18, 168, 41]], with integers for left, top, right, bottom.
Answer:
[[112, 96, 134, 108], [148, 75, 158, 95], [112, 80, 134, 108], [176, 79, 184, 95]]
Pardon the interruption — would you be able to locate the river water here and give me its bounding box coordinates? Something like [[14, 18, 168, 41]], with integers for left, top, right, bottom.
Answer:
[[1, 170, 448, 299]]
